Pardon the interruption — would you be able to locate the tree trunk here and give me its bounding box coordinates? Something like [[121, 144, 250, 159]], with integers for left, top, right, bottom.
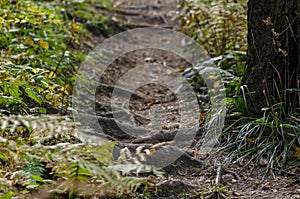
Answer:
[[243, 0, 300, 116]]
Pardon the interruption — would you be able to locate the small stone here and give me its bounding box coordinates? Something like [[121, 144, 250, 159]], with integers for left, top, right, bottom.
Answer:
[[144, 57, 156, 63], [222, 174, 234, 184], [259, 158, 268, 166]]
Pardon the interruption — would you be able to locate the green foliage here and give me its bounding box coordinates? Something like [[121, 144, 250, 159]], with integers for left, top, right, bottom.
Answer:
[[51, 141, 148, 198], [192, 183, 229, 198], [183, 53, 245, 110], [0, 63, 52, 113], [221, 104, 300, 170], [179, 0, 247, 57], [184, 51, 299, 171], [0, 0, 106, 114], [0, 0, 66, 113], [180, 1, 300, 171], [180, 0, 247, 114], [68, 0, 112, 26], [0, 1, 154, 197], [0, 115, 159, 198]]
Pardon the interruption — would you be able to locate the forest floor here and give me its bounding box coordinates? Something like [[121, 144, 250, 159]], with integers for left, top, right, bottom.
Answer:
[[81, 0, 300, 198]]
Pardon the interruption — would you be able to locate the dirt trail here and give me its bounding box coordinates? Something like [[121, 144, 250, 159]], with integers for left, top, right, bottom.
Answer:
[[86, 0, 300, 198], [113, 0, 179, 28]]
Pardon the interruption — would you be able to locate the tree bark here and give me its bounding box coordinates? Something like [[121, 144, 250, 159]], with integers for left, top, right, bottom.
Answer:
[[243, 0, 300, 116]]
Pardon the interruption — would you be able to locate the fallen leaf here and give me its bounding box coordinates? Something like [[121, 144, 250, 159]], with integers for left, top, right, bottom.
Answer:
[[262, 182, 274, 190], [213, 81, 220, 89], [72, 19, 82, 31], [232, 191, 243, 196], [25, 39, 34, 46], [195, 167, 202, 173], [38, 39, 49, 49], [177, 169, 187, 176], [253, 181, 260, 189], [207, 75, 217, 80]]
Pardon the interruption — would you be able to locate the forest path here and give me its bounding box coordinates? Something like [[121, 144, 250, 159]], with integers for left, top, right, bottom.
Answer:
[[113, 0, 180, 29], [81, 0, 300, 198]]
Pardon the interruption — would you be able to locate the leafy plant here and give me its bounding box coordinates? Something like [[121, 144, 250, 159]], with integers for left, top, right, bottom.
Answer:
[[183, 53, 245, 110], [221, 104, 300, 171], [193, 183, 229, 198], [0, 0, 103, 114], [0, 114, 162, 198], [0, 0, 161, 198], [179, 0, 247, 57], [180, 1, 300, 172]]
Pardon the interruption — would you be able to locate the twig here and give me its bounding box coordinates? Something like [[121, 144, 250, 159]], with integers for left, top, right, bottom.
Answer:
[[215, 165, 222, 184]]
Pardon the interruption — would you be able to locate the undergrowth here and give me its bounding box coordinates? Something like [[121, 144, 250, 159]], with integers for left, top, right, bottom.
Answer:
[[0, 115, 162, 198], [180, 0, 300, 172], [0, 0, 113, 115], [179, 0, 247, 57], [0, 1, 161, 198]]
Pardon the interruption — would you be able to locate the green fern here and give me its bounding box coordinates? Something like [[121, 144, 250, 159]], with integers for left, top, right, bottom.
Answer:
[[0, 115, 161, 198]]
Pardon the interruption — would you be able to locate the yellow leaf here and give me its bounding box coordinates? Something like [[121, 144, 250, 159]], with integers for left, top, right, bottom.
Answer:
[[38, 39, 49, 49], [18, 15, 25, 19], [72, 21, 82, 31], [207, 75, 216, 80], [48, 71, 55, 78], [271, 29, 279, 37], [48, 84, 56, 90], [17, 126, 24, 133], [6, 48, 12, 56], [51, 19, 61, 25], [25, 39, 34, 47], [150, 148, 156, 154], [199, 112, 207, 127], [246, 138, 255, 143], [60, 86, 66, 92], [62, 84, 71, 91], [74, 39, 80, 45], [278, 48, 288, 57], [32, 68, 40, 74], [213, 81, 220, 89], [292, 147, 300, 160], [5, 21, 10, 30]]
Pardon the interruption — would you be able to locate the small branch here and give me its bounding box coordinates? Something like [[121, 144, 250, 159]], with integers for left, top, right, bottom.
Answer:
[[215, 165, 222, 184]]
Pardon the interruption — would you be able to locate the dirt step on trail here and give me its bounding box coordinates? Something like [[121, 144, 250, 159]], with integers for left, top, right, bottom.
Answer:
[[112, 0, 180, 29]]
